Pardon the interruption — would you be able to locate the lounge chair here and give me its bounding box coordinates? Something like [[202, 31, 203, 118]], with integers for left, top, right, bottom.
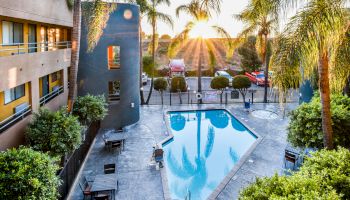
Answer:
[[153, 148, 164, 168], [284, 149, 299, 170], [79, 178, 92, 200]]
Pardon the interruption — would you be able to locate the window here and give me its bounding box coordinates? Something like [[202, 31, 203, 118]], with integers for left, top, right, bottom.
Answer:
[[2, 21, 23, 45], [51, 71, 61, 82], [4, 84, 25, 104], [107, 46, 120, 69], [108, 81, 120, 102]]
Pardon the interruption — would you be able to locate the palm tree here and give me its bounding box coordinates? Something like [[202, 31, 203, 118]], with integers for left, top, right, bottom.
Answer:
[[67, 0, 81, 112], [235, 0, 278, 103], [168, 0, 230, 104], [127, 0, 150, 105], [144, 0, 173, 104], [271, 0, 350, 149]]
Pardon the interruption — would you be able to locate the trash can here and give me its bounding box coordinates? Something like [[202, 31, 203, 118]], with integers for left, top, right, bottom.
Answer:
[[244, 101, 250, 109]]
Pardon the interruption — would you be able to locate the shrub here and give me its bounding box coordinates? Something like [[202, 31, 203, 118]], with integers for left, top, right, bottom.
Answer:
[[0, 147, 60, 200], [156, 68, 170, 77], [26, 108, 82, 157], [171, 76, 187, 92], [240, 148, 350, 199], [73, 94, 108, 125], [288, 94, 350, 149], [142, 56, 155, 76], [154, 78, 168, 92], [237, 36, 262, 72], [211, 76, 229, 91], [232, 75, 252, 103], [154, 78, 168, 104]]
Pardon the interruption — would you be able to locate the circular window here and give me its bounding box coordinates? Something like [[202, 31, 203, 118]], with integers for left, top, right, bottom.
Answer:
[[124, 9, 133, 20]]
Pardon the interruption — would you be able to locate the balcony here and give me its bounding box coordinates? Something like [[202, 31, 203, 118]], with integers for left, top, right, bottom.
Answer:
[[40, 85, 64, 106], [0, 41, 72, 57], [0, 104, 31, 133]]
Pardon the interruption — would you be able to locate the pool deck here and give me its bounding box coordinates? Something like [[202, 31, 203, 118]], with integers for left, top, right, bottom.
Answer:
[[68, 103, 297, 200]]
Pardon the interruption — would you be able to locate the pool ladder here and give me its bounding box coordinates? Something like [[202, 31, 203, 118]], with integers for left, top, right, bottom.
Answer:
[[185, 189, 191, 200]]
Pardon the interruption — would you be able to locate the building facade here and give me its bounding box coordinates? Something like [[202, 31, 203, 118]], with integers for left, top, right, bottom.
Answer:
[[0, 0, 73, 150], [78, 3, 140, 130]]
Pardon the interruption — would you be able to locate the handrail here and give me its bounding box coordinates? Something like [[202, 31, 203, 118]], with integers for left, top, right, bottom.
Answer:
[[0, 41, 72, 56], [39, 86, 64, 106], [0, 105, 31, 132]]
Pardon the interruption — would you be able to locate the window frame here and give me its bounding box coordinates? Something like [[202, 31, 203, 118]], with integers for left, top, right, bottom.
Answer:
[[4, 84, 26, 105], [107, 46, 121, 70], [1, 21, 24, 46]]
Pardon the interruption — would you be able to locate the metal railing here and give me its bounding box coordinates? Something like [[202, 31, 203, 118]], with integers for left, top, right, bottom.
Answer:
[[0, 41, 72, 57], [0, 105, 32, 133], [39, 86, 64, 106], [108, 93, 121, 102]]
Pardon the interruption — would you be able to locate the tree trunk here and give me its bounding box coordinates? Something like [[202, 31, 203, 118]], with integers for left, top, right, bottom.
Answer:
[[263, 34, 268, 103], [318, 50, 334, 149], [198, 38, 203, 104], [139, 17, 145, 105], [145, 1, 156, 104], [343, 76, 350, 96], [160, 91, 163, 105], [67, 0, 81, 112]]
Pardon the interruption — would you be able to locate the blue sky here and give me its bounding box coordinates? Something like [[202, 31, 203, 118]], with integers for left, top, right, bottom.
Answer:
[[141, 0, 249, 38]]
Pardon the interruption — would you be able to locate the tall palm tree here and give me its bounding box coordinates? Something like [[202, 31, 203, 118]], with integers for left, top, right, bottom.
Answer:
[[144, 0, 173, 104], [271, 0, 350, 149], [67, 0, 81, 112], [168, 0, 230, 104], [127, 0, 151, 105], [235, 0, 278, 103]]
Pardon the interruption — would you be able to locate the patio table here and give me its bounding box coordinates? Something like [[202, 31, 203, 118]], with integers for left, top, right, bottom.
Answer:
[[103, 132, 127, 151], [91, 174, 118, 200]]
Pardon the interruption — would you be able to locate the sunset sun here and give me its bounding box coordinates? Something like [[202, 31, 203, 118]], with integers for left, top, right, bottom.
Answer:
[[189, 20, 212, 39]]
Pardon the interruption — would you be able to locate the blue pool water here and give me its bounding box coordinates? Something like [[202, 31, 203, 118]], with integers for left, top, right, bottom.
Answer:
[[163, 109, 257, 200]]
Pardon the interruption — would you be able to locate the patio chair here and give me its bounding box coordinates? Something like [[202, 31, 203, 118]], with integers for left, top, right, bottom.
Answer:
[[79, 179, 92, 200], [93, 193, 109, 200], [104, 163, 116, 174], [110, 141, 122, 153], [284, 149, 299, 170]]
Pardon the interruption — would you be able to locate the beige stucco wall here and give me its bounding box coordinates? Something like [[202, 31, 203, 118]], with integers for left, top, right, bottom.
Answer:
[[0, 50, 70, 150], [0, 0, 73, 27]]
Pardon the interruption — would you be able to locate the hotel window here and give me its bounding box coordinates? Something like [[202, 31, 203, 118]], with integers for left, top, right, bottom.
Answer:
[[4, 84, 25, 104], [107, 46, 121, 69], [108, 81, 121, 102], [2, 21, 24, 45]]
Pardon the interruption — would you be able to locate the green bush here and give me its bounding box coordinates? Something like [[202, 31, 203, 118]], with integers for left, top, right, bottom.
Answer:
[[154, 78, 168, 92], [171, 76, 187, 92], [73, 94, 108, 125], [232, 75, 252, 103], [0, 147, 61, 200], [26, 108, 82, 157], [142, 56, 155, 76], [288, 94, 350, 149], [237, 36, 262, 72], [211, 76, 229, 91], [240, 148, 350, 199]]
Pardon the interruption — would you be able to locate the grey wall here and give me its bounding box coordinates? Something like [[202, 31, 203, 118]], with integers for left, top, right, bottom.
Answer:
[[78, 3, 140, 129]]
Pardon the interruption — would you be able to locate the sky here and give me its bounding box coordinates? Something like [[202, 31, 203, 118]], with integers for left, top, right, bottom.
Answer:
[[141, 0, 250, 38]]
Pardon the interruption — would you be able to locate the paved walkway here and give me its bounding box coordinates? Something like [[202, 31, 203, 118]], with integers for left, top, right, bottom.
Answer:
[[68, 103, 297, 200]]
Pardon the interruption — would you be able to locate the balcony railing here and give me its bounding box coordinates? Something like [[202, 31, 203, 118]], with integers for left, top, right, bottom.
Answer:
[[40, 85, 64, 106], [0, 105, 32, 133], [0, 41, 72, 57], [108, 93, 120, 102]]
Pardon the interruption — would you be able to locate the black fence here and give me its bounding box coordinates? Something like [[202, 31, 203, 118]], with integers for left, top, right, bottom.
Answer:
[[143, 88, 299, 105], [58, 121, 100, 200]]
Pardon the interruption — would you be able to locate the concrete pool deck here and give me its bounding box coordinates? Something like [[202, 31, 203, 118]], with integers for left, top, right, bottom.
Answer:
[[68, 103, 297, 200]]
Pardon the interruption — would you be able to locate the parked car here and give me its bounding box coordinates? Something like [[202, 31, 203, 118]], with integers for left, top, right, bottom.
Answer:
[[142, 73, 148, 85], [245, 71, 270, 86], [215, 71, 233, 86]]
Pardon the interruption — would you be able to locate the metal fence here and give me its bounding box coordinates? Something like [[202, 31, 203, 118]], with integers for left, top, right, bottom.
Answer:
[[58, 121, 100, 200], [143, 88, 299, 105]]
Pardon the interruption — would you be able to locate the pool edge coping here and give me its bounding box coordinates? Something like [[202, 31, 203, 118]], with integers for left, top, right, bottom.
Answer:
[[158, 107, 262, 200]]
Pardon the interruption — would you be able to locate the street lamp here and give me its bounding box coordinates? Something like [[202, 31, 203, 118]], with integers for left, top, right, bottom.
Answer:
[[187, 87, 190, 104]]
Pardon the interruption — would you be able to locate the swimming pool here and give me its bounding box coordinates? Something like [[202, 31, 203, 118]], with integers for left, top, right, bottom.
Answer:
[[162, 109, 257, 200]]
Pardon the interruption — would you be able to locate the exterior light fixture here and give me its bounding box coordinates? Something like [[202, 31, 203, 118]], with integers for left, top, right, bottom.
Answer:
[[124, 9, 133, 20]]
